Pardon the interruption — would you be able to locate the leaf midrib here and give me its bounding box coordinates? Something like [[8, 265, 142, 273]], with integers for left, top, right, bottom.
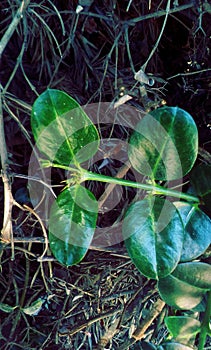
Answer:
[[48, 90, 78, 166], [150, 108, 177, 179]]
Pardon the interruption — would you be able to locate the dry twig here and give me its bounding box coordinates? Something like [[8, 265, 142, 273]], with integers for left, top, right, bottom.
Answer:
[[0, 89, 13, 244], [59, 307, 123, 337], [118, 298, 165, 349], [0, 0, 31, 59]]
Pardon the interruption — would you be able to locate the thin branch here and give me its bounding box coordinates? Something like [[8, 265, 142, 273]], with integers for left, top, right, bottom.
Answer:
[[58, 307, 123, 337], [125, 2, 195, 25], [0, 88, 13, 243], [80, 3, 195, 24], [12, 237, 45, 243], [97, 318, 120, 350], [0, 0, 31, 59], [2, 42, 26, 93], [132, 298, 165, 340], [118, 298, 165, 349], [12, 173, 57, 198], [142, 0, 171, 71], [23, 204, 49, 261], [167, 68, 211, 80]]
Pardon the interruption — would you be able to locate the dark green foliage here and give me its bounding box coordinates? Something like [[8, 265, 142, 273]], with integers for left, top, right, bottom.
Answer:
[[31, 89, 211, 349]]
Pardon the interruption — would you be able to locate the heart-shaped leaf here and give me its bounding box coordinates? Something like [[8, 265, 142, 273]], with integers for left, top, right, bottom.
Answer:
[[158, 262, 211, 309], [31, 89, 99, 166], [165, 316, 201, 344], [128, 106, 198, 180], [122, 196, 184, 279], [49, 185, 98, 266], [174, 201, 211, 262], [190, 164, 211, 209]]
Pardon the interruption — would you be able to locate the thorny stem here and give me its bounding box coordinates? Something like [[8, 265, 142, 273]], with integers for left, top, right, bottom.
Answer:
[[43, 162, 200, 203], [41, 162, 200, 203], [98, 161, 131, 208], [43, 161, 200, 204], [41, 160, 81, 173], [81, 170, 200, 203]]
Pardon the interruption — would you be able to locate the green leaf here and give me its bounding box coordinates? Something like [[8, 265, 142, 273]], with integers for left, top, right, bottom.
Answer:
[[190, 164, 211, 208], [31, 89, 99, 166], [0, 302, 17, 313], [49, 185, 98, 266], [165, 316, 201, 344], [158, 344, 192, 350], [174, 201, 211, 262], [128, 106, 198, 180], [122, 196, 184, 279], [22, 299, 44, 316], [158, 262, 211, 309]]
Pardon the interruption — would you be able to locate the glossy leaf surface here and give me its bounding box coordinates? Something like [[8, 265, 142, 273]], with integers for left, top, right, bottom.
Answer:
[[190, 163, 211, 208], [122, 196, 184, 279], [49, 185, 98, 266], [128, 106, 198, 180], [158, 262, 211, 309], [31, 89, 99, 165], [165, 316, 201, 344], [158, 343, 194, 350], [0, 302, 17, 313], [174, 201, 211, 261], [22, 299, 44, 316]]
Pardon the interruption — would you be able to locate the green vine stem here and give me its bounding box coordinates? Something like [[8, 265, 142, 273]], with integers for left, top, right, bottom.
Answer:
[[42, 162, 200, 203], [81, 170, 199, 203], [198, 290, 211, 350]]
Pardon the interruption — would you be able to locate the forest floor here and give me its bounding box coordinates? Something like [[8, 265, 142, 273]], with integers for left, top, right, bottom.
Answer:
[[0, 1, 211, 349]]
